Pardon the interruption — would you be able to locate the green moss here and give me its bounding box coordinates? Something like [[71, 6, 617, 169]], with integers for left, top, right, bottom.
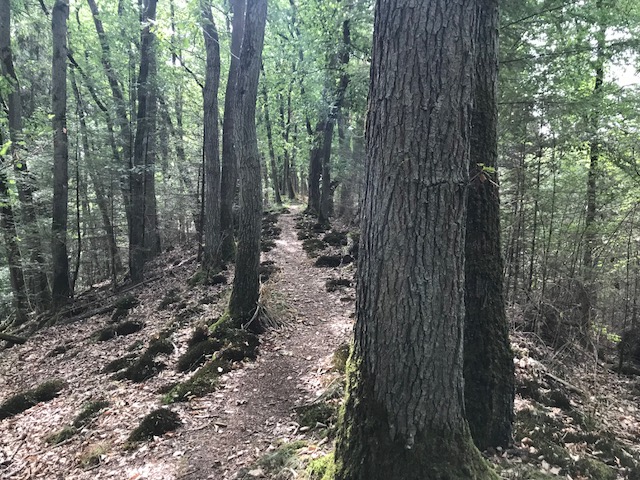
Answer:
[[102, 353, 137, 373], [164, 357, 232, 403], [159, 288, 181, 309], [114, 294, 139, 310], [332, 344, 351, 374], [146, 338, 174, 357], [177, 338, 222, 372], [296, 402, 337, 427], [574, 458, 616, 480], [307, 452, 335, 480], [302, 238, 328, 257], [323, 230, 348, 246], [116, 354, 165, 383], [94, 320, 144, 341], [78, 443, 108, 468], [46, 425, 77, 444], [0, 379, 65, 420], [73, 399, 110, 428], [257, 440, 307, 472], [128, 408, 181, 442], [188, 325, 210, 346]]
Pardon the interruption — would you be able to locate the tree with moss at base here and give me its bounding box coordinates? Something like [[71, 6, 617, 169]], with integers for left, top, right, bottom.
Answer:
[[334, 0, 498, 478], [228, 0, 268, 330]]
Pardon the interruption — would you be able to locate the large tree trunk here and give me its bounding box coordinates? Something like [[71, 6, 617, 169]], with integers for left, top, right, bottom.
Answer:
[[306, 122, 324, 216], [0, 0, 50, 311], [220, 0, 247, 263], [334, 1, 497, 478], [201, 0, 222, 273], [129, 0, 157, 283], [51, 0, 71, 307], [228, 0, 268, 329], [463, 0, 514, 451]]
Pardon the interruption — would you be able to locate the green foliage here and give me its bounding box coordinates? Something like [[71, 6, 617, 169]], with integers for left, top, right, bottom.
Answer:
[[307, 453, 335, 480]]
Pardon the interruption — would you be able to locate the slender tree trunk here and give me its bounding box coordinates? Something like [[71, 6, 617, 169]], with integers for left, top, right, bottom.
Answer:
[[129, 0, 157, 283], [0, 134, 28, 324], [463, 0, 514, 451], [0, 0, 50, 311], [307, 122, 324, 216], [228, 0, 268, 329], [143, 25, 160, 257], [51, 0, 71, 307], [220, 0, 247, 262], [260, 65, 282, 205], [87, 0, 133, 230], [582, 11, 604, 336], [201, 0, 222, 273], [335, 1, 496, 478], [71, 71, 122, 287]]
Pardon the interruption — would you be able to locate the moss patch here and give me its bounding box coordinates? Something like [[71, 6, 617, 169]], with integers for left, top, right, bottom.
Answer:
[[326, 278, 351, 292], [259, 261, 279, 282], [177, 338, 223, 372], [296, 402, 337, 428], [0, 379, 65, 420], [94, 320, 144, 342], [128, 408, 181, 442], [159, 288, 181, 309], [102, 353, 137, 373], [303, 238, 328, 257], [307, 452, 336, 480], [79, 443, 108, 468], [323, 230, 348, 246], [164, 357, 232, 403], [332, 343, 351, 373], [257, 440, 307, 472], [46, 425, 77, 445], [315, 255, 342, 268], [73, 399, 110, 428]]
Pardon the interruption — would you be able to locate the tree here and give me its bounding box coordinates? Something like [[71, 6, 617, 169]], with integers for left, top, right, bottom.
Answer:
[[220, 0, 247, 263], [334, 0, 498, 478], [129, 0, 158, 284], [463, 0, 514, 451], [1, 0, 50, 312], [201, 0, 222, 274], [51, 0, 71, 307], [228, 0, 268, 329]]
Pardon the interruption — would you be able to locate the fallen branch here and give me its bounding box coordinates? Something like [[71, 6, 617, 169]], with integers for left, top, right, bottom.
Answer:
[[0, 332, 27, 344]]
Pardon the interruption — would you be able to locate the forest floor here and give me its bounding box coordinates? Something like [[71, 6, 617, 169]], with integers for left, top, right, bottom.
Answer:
[[1, 205, 640, 480]]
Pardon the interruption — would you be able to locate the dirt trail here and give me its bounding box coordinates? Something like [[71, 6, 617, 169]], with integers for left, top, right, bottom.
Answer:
[[180, 207, 353, 479]]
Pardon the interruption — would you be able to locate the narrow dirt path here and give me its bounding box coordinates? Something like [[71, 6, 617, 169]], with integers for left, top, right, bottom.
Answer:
[[180, 207, 353, 479]]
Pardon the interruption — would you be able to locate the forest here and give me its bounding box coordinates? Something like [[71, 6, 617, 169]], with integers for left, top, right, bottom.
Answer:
[[1, 0, 640, 478]]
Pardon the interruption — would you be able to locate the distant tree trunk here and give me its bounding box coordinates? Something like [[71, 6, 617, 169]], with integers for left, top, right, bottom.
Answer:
[[201, 0, 222, 274], [220, 0, 246, 262], [129, 0, 157, 283], [0, 134, 28, 324], [335, 1, 496, 478], [278, 82, 296, 200], [228, 0, 268, 329], [464, 0, 514, 451], [51, 0, 71, 307], [144, 28, 160, 257], [260, 65, 282, 205], [71, 70, 122, 287], [307, 122, 324, 216], [582, 6, 604, 337], [0, 0, 50, 311], [87, 0, 132, 231]]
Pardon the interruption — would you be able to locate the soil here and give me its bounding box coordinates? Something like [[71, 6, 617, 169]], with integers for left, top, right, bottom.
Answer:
[[0, 205, 353, 479]]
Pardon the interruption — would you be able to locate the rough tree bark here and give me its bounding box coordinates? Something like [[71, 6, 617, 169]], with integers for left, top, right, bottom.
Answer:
[[201, 0, 222, 273], [463, 0, 514, 451], [260, 65, 282, 205], [0, 0, 50, 311], [334, 1, 497, 478], [220, 0, 247, 262], [51, 0, 71, 307], [129, 0, 158, 283], [228, 0, 268, 329]]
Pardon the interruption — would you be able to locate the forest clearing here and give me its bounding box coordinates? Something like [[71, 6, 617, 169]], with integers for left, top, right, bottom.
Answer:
[[2, 0, 640, 478]]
